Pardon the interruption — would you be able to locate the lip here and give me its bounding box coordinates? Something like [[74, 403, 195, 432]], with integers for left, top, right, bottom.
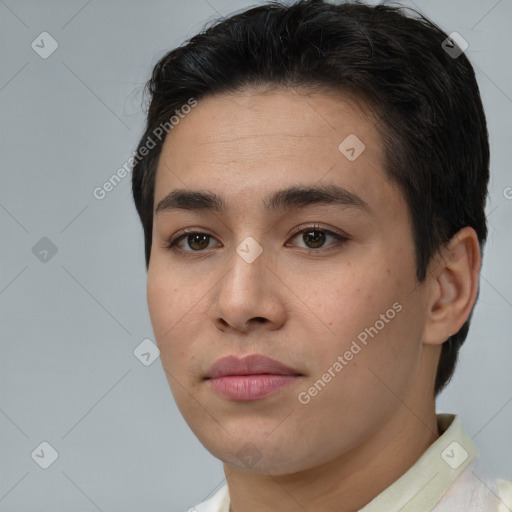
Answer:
[[204, 354, 303, 401], [205, 354, 302, 379]]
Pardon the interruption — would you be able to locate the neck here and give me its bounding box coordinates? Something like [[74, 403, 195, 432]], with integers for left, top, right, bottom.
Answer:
[[225, 402, 440, 512]]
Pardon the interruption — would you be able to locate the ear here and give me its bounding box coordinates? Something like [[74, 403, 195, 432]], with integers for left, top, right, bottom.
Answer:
[[422, 227, 482, 346]]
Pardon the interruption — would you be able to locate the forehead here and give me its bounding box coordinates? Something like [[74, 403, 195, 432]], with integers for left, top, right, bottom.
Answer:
[[153, 88, 397, 219], [158, 88, 380, 159]]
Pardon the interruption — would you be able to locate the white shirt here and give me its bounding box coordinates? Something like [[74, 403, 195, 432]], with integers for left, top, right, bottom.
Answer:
[[187, 414, 512, 512]]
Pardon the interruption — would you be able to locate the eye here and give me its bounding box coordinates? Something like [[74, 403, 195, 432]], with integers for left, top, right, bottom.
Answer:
[[287, 224, 348, 252], [166, 230, 219, 252], [165, 224, 349, 255]]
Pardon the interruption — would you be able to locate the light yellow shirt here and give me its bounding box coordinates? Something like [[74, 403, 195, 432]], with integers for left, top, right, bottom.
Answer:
[[189, 414, 512, 512]]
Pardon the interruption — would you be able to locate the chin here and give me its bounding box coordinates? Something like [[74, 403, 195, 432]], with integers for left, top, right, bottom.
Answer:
[[197, 430, 324, 476]]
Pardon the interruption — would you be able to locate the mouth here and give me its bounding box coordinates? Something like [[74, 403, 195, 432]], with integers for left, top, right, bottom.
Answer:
[[204, 354, 304, 401], [204, 353, 303, 379]]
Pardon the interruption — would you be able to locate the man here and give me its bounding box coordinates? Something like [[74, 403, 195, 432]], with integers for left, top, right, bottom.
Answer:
[[131, 1, 511, 510]]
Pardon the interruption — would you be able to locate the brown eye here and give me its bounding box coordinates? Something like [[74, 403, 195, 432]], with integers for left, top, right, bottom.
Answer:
[[288, 226, 348, 251], [166, 231, 219, 252], [165, 225, 348, 256], [300, 229, 327, 249], [185, 233, 211, 251]]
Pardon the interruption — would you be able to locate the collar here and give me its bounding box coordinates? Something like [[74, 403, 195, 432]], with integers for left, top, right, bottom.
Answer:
[[360, 413, 478, 511]]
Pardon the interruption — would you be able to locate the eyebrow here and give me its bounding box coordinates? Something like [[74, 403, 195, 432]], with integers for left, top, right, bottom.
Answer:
[[155, 184, 372, 216]]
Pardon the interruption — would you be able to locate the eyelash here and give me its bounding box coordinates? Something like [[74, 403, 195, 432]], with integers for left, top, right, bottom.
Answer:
[[164, 224, 349, 256]]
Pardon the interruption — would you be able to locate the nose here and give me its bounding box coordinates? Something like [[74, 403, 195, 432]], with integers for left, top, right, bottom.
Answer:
[[207, 239, 287, 334]]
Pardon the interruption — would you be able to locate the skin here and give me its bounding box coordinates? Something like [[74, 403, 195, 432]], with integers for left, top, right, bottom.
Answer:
[[147, 88, 481, 512]]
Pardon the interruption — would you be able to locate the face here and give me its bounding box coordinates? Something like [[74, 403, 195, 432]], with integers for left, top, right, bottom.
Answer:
[[147, 88, 432, 475]]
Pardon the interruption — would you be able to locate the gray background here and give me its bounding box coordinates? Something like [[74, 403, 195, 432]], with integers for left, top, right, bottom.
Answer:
[[0, 0, 511, 510]]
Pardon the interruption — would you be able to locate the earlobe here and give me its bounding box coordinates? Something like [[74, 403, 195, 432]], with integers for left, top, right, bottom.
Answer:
[[422, 227, 481, 346]]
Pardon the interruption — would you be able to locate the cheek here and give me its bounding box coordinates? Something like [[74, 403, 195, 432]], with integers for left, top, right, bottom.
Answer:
[[312, 254, 417, 367], [147, 276, 196, 389], [319, 261, 401, 330], [147, 260, 212, 377], [147, 266, 189, 349], [147, 273, 172, 334]]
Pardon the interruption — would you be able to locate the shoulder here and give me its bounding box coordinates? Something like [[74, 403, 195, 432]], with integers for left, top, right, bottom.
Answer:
[[433, 465, 512, 512], [497, 480, 512, 512], [187, 484, 230, 512]]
